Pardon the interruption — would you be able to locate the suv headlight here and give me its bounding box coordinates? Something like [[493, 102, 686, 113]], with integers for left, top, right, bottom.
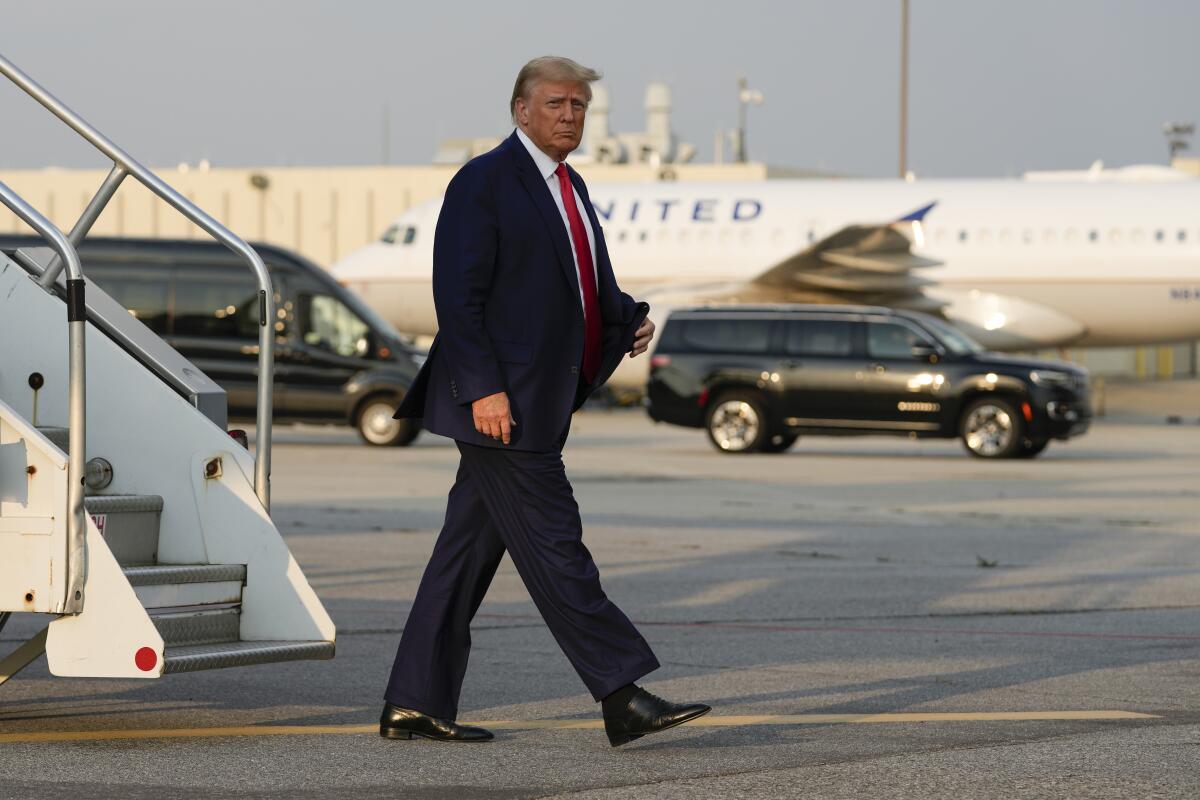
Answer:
[[1030, 370, 1074, 388]]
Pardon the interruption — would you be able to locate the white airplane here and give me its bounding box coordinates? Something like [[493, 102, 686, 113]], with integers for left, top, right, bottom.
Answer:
[[332, 172, 1200, 388]]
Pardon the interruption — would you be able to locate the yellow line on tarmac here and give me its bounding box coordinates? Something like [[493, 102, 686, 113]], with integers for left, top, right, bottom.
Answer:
[[0, 710, 1157, 744]]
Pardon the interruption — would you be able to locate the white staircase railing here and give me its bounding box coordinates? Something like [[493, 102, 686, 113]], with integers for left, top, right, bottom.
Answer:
[[0, 50, 276, 512], [0, 184, 87, 614]]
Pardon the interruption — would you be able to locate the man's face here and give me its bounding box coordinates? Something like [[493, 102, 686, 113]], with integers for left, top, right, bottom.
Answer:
[[515, 79, 588, 161]]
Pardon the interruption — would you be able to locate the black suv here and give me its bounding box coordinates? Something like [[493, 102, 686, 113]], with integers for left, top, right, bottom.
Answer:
[[646, 306, 1091, 458], [0, 236, 423, 446]]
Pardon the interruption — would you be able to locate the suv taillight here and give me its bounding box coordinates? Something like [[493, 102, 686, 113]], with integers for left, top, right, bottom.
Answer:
[[650, 354, 671, 368]]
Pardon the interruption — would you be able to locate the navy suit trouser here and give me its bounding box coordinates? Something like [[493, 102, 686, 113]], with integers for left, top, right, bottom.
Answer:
[[384, 440, 660, 720]]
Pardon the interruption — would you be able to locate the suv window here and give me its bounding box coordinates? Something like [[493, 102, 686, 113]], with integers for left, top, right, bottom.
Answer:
[[298, 292, 371, 357], [173, 269, 262, 339], [785, 319, 854, 356], [680, 318, 771, 353], [867, 321, 935, 359]]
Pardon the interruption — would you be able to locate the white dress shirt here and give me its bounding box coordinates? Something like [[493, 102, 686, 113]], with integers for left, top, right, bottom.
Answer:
[[515, 127, 598, 310]]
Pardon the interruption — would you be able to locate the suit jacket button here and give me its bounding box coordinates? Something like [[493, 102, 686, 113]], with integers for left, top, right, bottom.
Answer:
[[570, 366, 579, 374]]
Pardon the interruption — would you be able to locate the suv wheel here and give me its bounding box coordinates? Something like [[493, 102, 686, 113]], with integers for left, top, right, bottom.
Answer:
[[706, 391, 768, 453], [960, 397, 1024, 459], [357, 397, 420, 447]]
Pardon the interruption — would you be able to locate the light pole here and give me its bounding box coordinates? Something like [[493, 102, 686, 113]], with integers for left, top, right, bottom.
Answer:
[[1163, 122, 1194, 164], [899, 0, 909, 178], [736, 77, 764, 163]]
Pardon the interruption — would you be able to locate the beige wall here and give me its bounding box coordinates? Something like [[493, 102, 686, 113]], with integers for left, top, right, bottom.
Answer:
[[0, 161, 768, 268]]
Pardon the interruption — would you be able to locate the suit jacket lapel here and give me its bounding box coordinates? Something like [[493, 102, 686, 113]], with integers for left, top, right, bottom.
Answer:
[[508, 134, 583, 308]]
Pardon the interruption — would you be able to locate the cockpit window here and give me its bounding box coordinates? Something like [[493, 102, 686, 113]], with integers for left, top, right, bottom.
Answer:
[[381, 224, 417, 245]]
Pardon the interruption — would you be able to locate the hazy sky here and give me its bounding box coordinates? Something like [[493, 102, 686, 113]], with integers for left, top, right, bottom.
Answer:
[[2, 1, 1197, 177]]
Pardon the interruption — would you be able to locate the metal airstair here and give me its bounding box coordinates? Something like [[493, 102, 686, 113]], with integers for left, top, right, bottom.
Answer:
[[0, 52, 335, 684]]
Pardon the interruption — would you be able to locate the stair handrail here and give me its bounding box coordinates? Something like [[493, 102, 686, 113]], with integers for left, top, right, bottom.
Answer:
[[0, 51, 275, 510], [0, 182, 87, 614]]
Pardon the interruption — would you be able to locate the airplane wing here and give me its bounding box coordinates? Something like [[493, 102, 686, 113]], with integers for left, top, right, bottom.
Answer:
[[749, 202, 945, 311]]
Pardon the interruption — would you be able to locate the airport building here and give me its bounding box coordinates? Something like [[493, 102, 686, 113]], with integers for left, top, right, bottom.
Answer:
[[2, 84, 1195, 384]]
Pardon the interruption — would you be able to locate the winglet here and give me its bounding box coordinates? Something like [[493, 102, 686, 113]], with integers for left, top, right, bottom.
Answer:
[[897, 201, 937, 223]]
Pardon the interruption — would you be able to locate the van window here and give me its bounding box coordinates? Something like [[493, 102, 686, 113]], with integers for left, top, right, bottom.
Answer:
[[173, 272, 261, 339], [867, 321, 934, 359], [85, 266, 170, 334], [298, 293, 370, 357], [680, 318, 770, 353], [785, 319, 854, 357]]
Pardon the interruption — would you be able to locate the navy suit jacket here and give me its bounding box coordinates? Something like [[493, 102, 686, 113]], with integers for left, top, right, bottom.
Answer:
[[394, 131, 649, 452]]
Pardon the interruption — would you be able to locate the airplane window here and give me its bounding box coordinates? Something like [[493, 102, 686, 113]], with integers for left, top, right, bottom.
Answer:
[[403, 227, 417, 245], [638, 231, 648, 242], [1178, 230, 1187, 243], [617, 230, 628, 242], [807, 230, 816, 243], [1131, 229, 1145, 244], [380, 224, 400, 244], [978, 229, 991, 244], [958, 230, 968, 242], [1088, 230, 1099, 242], [1065, 228, 1078, 243], [1022, 229, 1033, 244], [1109, 229, 1121, 243], [999, 229, 1012, 244], [1155, 230, 1164, 242]]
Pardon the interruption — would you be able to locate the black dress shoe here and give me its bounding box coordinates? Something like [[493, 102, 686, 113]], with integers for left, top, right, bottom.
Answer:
[[602, 688, 711, 747], [379, 703, 494, 742]]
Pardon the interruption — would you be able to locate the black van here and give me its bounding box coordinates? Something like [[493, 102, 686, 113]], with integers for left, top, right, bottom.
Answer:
[[646, 305, 1092, 458], [0, 236, 422, 446]]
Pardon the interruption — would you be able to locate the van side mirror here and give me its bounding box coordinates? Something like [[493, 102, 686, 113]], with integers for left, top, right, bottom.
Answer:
[[910, 344, 938, 363]]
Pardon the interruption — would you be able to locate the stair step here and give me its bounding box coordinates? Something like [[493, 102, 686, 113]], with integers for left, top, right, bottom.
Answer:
[[150, 607, 240, 647], [36, 425, 68, 451], [123, 564, 246, 609], [163, 640, 335, 675], [85, 494, 163, 566]]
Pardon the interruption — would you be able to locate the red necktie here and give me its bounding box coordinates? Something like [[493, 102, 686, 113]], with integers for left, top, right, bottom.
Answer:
[[555, 163, 602, 383]]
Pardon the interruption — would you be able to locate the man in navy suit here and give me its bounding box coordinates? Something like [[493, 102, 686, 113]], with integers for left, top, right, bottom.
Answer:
[[381, 56, 710, 747]]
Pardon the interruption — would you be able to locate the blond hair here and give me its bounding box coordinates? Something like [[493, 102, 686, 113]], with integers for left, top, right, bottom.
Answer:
[[510, 56, 601, 122]]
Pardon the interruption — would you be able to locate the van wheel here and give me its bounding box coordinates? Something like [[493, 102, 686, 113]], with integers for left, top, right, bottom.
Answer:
[[761, 433, 799, 453], [705, 391, 768, 453], [357, 397, 420, 447], [960, 397, 1024, 459]]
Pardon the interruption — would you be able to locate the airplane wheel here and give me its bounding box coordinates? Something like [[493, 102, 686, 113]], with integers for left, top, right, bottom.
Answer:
[[1017, 438, 1049, 458], [761, 433, 799, 453]]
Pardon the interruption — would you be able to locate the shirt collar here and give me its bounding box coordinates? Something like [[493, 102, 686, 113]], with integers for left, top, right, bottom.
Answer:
[[515, 127, 562, 182]]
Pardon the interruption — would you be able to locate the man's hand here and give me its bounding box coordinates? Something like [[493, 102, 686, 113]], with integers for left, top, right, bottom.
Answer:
[[629, 317, 656, 357], [472, 391, 516, 444]]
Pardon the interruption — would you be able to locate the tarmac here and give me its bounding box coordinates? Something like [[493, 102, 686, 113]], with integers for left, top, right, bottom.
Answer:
[[2, 389, 1200, 798]]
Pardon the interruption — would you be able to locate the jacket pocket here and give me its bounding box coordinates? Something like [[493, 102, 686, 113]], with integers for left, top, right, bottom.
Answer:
[[491, 338, 532, 364]]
